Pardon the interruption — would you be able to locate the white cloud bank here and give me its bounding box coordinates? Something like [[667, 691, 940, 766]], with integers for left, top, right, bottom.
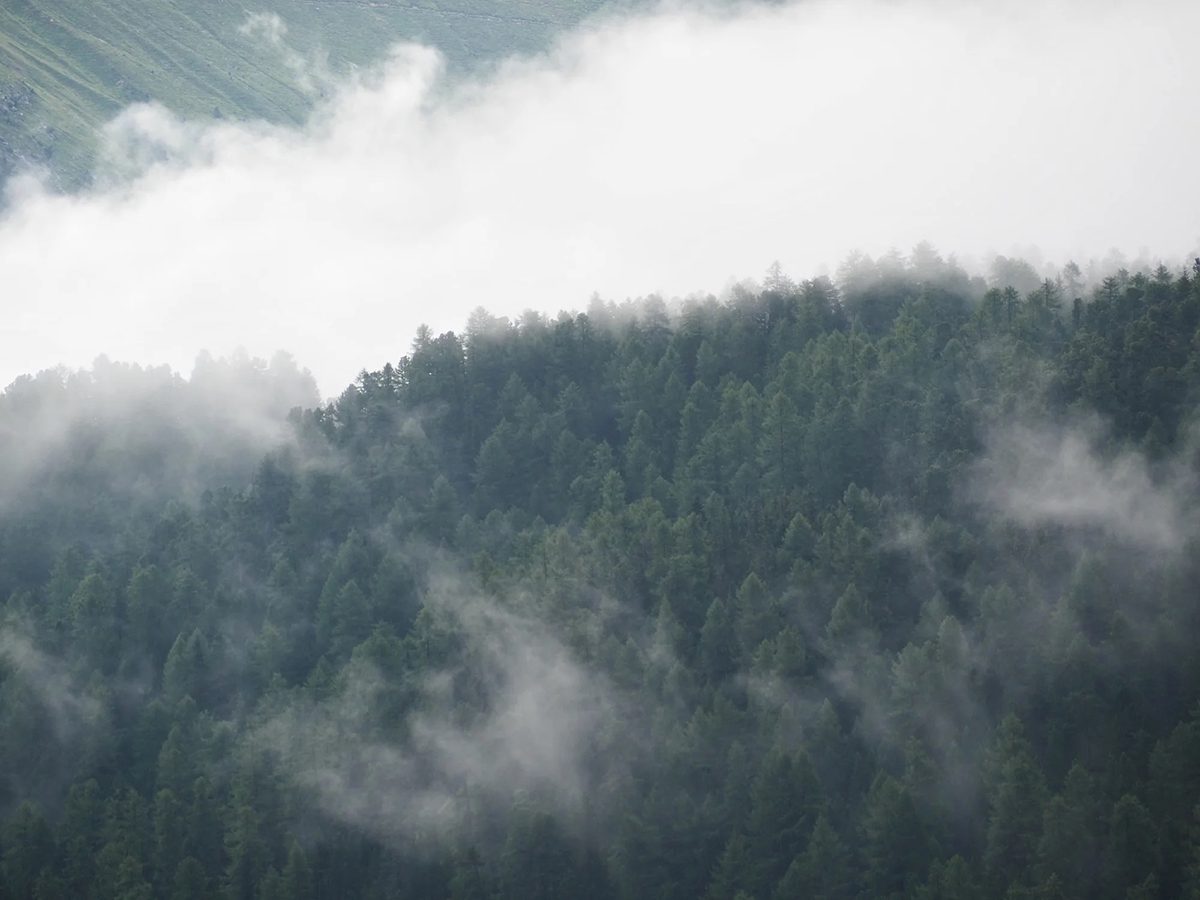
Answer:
[[1, 0, 1198, 396]]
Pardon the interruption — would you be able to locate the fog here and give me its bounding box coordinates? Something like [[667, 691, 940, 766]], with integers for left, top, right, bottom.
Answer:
[[251, 557, 629, 847], [972, 418, 1197, 553], [1, 0, 1198, 396], [0, 353, 316, 519]]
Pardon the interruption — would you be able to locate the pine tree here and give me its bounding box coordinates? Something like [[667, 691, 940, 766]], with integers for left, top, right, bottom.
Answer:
[[985, 717, 1047, 891]]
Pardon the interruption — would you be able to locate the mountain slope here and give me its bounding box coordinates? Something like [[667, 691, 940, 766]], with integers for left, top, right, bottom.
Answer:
[[1, 258, 1199, 899], [0, 0, 614, 187]]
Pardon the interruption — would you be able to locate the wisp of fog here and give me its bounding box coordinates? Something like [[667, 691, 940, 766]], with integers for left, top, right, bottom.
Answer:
[[1, 0, 1197, 395]]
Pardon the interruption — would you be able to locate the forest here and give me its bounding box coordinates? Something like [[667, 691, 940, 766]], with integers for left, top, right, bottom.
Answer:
[[2, 249, 1200, 899]]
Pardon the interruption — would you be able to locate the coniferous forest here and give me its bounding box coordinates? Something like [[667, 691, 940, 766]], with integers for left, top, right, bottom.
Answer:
[[3, 252, 1200, 900]]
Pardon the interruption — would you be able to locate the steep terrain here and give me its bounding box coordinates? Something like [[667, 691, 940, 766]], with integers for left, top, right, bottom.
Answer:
[[0, 0, 614, 187]]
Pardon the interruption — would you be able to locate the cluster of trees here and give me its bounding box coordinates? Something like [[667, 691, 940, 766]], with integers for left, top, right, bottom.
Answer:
[[2, 250, 1200, 899]]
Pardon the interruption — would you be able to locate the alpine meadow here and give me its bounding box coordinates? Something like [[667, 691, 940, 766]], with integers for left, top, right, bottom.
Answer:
[[1, 1, 1200, 900]]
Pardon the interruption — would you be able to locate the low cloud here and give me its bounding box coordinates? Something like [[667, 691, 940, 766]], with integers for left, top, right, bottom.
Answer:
[[971, 419, 1194, 553], [0, 630, 105, 736], [0, 628, 114, 809], [238, 13, 335, 99], [251, 562, 624, 846], [0, 352, 317, 515], [1, 0, 1198, 395]]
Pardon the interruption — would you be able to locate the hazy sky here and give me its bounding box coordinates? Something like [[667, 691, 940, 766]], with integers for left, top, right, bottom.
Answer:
[[1, 0, 1197, 397]]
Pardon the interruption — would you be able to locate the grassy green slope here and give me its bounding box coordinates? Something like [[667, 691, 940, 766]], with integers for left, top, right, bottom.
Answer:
[[0, 0, 613, 187]]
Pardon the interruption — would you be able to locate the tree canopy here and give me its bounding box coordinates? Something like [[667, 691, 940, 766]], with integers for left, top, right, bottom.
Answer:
[[2, 252, 1200, 899]]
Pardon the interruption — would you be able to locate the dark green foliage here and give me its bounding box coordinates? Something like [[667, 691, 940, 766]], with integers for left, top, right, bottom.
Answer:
[[1, 255, 1199, 899], [771, 812, 853, 900], [984, 718, 1047, 891], [1035, 765, 1103, 899], [863, 774, 934, 898], [2, 803, 54, 899]]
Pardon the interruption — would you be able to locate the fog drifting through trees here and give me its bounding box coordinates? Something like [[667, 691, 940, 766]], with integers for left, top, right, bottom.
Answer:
[[3, 254, 1200, 897]]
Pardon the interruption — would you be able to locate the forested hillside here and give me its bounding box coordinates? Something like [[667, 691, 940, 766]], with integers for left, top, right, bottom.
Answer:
[[0, 0, 613, 187], [3, 251, 1200, 899]]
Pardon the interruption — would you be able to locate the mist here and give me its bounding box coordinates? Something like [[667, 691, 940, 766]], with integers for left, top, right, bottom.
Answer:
[[0, 353, 316, 571], [1, 0, 1197, 395], [971, 418, 1197, 553], [250, 557, 629, 848], [0, 628, 112, 811]]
